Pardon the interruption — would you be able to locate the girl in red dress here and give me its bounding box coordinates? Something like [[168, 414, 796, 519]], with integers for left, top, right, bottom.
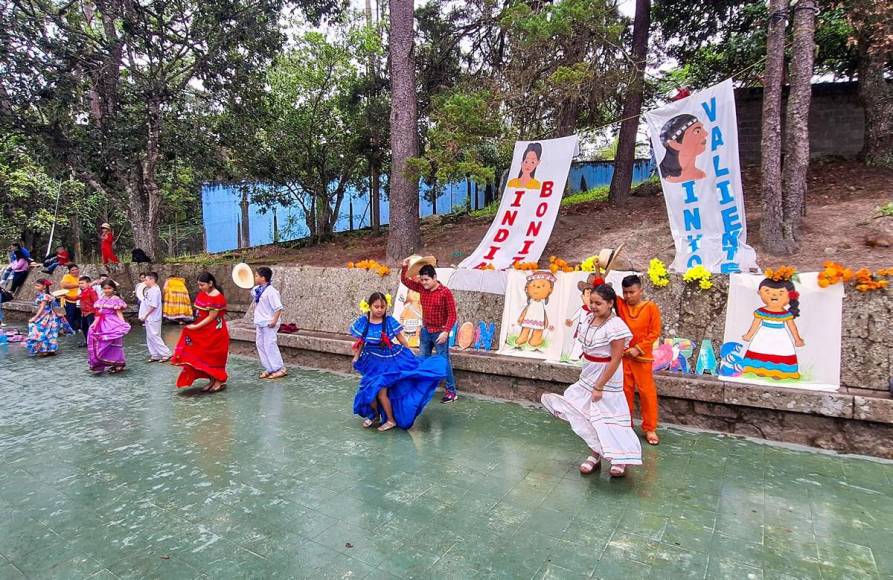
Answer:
[[99, 223, 120, 265], [171, 272, 229, 392]]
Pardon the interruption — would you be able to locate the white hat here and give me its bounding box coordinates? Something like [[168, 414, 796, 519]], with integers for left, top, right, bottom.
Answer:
[[232, 263, 254, 289], [405, 255, 437, 278], [100, 222, 112, 230], [597, 243, 625, 274]]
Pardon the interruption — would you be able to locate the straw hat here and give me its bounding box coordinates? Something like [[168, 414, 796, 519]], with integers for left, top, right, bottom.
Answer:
[[51, 289, 68, 298], [597, 243, 625, 274], [100, 222, 111, 230], [232, 262, 254, 289], [135, 282, 148, 303], [405, 255, 437, 278]]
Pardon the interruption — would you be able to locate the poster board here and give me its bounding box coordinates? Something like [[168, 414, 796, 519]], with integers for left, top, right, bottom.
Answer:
[[644, 79, 759, 274], [721, 272, 843, 392], [459, 136, 578, 270]]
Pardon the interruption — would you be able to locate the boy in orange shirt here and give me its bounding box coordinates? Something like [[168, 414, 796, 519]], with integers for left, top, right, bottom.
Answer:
[[617, 274, 662, 446]]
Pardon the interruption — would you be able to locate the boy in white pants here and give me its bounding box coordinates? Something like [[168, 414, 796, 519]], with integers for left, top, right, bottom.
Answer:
[[253, 267, 286, 379], [140, 272, 172, 362]]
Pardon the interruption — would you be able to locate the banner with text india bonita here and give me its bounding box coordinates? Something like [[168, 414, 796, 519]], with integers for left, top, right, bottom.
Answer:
[[459, 135, 578, 271], [644, 79, 759, 274]]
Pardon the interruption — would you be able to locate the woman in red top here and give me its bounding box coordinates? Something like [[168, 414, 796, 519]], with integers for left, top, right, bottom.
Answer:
[[171, 272, 229, 392], [99, 223, 120, 265]]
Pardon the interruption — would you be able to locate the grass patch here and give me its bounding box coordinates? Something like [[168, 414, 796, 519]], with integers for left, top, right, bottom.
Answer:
[[878, 202, 893, 218], [163, 252, 241, 266], [469, 184, 610, 218]]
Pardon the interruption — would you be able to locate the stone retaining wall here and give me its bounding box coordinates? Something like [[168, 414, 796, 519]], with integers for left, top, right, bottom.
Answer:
[[227, 323, 893, 458], [6, 263, 891, 393]]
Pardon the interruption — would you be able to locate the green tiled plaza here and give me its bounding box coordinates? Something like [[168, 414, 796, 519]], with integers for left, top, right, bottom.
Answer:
[[1, 331, 891, 579]]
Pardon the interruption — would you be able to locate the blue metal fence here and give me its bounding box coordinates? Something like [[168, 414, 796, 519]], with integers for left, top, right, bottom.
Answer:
[[201, 159, 654, 253]]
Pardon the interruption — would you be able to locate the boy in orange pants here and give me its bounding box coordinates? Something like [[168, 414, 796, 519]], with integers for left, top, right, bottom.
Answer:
[[617, 274, 662, 446]]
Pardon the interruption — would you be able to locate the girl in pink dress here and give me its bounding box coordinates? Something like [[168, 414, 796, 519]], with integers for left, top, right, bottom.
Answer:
[[87, 280, 131, 373]]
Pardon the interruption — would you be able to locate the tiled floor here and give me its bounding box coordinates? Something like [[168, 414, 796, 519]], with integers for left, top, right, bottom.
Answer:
[[0, 328, 891, 579]]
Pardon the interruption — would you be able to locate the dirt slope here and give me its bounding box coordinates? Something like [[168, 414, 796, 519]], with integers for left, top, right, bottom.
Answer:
[[233, 161, 893, 272]]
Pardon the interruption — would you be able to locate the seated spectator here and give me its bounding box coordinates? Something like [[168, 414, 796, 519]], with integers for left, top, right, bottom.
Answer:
[[42, 246, 71, 274]]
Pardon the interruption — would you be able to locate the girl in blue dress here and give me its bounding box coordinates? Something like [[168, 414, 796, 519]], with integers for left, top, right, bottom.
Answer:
[[350, 292, 447, 431]]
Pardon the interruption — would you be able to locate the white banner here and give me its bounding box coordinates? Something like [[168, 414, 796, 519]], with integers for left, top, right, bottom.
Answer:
[[721, 273, 843, 392], [645, 79, 759, 274], [458, 136, 578, 270]]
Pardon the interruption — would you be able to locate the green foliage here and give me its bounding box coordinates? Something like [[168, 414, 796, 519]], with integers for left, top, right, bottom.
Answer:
[[497, 0, 626, 138], [651, 0, 859, 90], [413, 87, 505, 190], [877, 202, 893, 218], [228, 20, 375, 240]]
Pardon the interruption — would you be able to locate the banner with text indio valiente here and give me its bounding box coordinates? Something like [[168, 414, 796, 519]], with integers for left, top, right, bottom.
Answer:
[[644, 79, 759, 274]]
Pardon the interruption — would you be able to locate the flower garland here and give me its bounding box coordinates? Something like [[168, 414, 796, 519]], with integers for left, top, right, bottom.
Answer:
[[853, 268, 889, 292], [819, 261, 890, 292], [512, 261, 540, 271], [548, 256, 575, 274], [647, 258, 670, 287], [358, 293, 392, 314], [682, 264, 713, 290], [347, 259, 391, 277], [764, 265, 799, 282]]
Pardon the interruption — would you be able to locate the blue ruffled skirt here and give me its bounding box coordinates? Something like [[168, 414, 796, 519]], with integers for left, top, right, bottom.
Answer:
[[353, 344, 447, 429]]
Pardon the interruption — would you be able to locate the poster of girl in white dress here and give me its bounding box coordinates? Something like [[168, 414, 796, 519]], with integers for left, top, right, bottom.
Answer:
[[721, 272, 844, 392], [499, 270, 563, 359]]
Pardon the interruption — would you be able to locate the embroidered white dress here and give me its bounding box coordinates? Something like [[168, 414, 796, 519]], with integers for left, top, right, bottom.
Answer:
[[542, 315, 642, 465], [521, 300, 547, 330]]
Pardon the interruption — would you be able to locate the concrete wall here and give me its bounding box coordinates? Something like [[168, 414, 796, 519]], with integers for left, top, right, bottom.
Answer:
[[234, 265, 892, 394], [7, 263, 891, 394], [735, 82, 865, 165]]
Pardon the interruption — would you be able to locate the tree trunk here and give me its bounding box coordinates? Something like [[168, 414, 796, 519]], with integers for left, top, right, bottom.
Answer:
[[781, 0, 816, 237], [240, 189, 251, 248], [759, 0, 796, 254], [609, 0, 650, 204], [70, 211, 82, 264], [859, 46, 893, 168], [386, 0, 422, 263], [129, 99, 163, 259], [371, 164, 381, 232]]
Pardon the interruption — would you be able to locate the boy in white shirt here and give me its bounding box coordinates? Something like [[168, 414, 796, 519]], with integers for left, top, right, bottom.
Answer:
[[139, 272, 171, 362], [253, 267, 286, 379]]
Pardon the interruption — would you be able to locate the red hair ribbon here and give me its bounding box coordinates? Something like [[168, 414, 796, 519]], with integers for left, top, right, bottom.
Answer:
[[788, 290, 800, 300], [380, 334, 392, 348], [352, 338, 364, 351], [593, 277, 605, 287]]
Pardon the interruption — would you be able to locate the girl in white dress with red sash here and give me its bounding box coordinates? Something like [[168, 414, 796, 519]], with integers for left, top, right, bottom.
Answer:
[[542, 284, 643, 477]]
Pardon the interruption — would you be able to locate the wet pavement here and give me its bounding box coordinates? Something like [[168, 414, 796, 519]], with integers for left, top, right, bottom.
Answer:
[[0, 328, 891, 579]]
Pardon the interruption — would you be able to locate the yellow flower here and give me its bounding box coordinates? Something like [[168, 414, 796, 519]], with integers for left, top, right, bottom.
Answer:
[[647, 258, 670, 287], [358, 299, 370, 314], [683, 264, 713, 291]]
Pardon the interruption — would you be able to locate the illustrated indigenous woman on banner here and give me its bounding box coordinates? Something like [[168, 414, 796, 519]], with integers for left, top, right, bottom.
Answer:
[[459, 136, 578, 270], [721, 272, 843, 392], [740, 277, 805, 380], [644, 80, 759, 274]]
